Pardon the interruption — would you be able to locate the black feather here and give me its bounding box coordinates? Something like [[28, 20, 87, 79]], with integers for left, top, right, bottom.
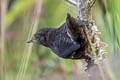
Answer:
[[29, 13, 89, 59]]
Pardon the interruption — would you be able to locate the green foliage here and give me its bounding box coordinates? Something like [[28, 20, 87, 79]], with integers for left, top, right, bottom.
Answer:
[[6, 0, 36, 27], [1, 0, 120, 80]]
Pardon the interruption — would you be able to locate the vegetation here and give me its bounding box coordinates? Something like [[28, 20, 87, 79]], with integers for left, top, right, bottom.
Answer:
[[0, 0, 120, 80]]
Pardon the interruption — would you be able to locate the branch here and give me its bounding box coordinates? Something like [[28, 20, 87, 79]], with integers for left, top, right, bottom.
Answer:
[[65, 0, 77, 6]]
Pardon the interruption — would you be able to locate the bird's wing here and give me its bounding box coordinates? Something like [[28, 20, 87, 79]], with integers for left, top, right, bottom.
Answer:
[[51, 32, 80, 59]]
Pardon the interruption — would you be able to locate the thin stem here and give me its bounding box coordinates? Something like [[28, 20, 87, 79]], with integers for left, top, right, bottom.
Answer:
[[0, 0, 7, 80], [16, 0, 42, 80], [84, 26, 106, 80]]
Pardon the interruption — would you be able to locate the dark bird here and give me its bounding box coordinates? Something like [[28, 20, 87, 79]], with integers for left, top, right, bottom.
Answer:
[[26, 13, 90, 60]]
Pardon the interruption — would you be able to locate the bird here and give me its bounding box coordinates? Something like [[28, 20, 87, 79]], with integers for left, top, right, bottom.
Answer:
[[26, 13, 90, 61]]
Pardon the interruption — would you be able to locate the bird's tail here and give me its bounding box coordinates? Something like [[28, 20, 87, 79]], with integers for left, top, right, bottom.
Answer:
[[66, 13, 87, 41]]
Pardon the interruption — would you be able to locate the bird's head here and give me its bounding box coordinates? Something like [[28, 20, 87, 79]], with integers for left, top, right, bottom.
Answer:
[[26, 28, 49, 47]]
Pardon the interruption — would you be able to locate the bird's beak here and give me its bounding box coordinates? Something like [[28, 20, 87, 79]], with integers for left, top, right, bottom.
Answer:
[[26, 38, 33, 43], [26, 36, 38, 43]]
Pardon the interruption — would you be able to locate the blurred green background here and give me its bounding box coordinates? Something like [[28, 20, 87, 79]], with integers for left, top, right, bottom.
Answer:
[[0, 0, 120, 80]]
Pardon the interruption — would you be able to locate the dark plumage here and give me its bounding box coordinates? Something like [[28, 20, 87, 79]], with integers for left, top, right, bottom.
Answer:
[[27, 13, 89, 60]]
